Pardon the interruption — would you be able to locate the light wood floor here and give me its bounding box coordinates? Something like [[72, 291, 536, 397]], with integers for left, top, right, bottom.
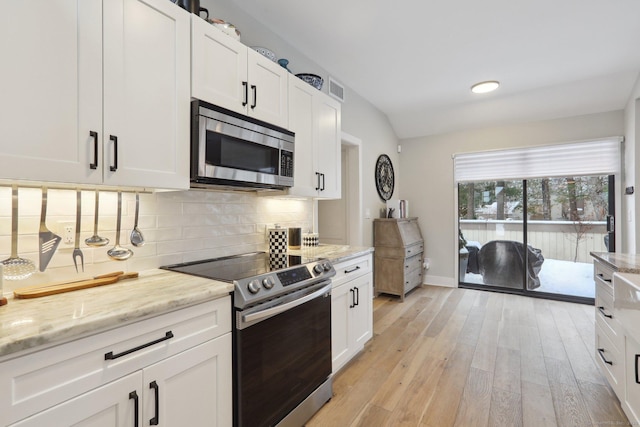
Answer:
[[307, 285, 630, 427]]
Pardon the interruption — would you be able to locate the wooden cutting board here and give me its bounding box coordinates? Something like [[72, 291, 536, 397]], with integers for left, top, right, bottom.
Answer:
[[14, 272, 138, 299]]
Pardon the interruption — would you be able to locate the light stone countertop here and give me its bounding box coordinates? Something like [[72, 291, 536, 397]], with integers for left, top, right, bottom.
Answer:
[[0, 245, 373, 360], [0, 269, 233, 359], [590, 252, 640, 273], [288, 245, 374, 264]]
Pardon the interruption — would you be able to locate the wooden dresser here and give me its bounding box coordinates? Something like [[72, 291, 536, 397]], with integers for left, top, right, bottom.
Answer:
[[373, 218, 424, 301]]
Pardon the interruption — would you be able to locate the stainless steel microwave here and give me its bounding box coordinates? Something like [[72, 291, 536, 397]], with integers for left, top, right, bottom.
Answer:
[[190, 100, 294, 190]]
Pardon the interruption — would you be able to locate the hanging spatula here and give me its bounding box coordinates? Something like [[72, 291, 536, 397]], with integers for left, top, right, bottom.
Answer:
[[39, 187, 61, 272]]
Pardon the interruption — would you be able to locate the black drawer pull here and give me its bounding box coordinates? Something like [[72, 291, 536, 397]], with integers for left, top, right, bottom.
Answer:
[[345, 266, 361, 274], [105, 331, 174, 360], [636, 354, 640, 384], [89, 131, 98, 169], [150, 380, 160, 425], [598, 348, 613, 365], [597, 306, 613, 319], [349, 288, 355, 309], [251, 84, 257, 109], [354, 286, 359, 306], [129, 391, 139, 427], [597, 273, 612, 283]]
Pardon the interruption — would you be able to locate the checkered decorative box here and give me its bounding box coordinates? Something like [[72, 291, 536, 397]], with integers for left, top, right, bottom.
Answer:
[[303, 232, 319, 247], [268, 228, 288, 254]]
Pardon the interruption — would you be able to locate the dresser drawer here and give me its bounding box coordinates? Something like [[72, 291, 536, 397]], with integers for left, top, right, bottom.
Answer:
[[404, 266, 423, 292], [0, 296, 231, 425], [404, 253, 423, 272], [404, 242, 424, 259]]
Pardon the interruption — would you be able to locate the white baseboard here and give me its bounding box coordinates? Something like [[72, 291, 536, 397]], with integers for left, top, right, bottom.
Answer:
[[423, 275, 457, 288]]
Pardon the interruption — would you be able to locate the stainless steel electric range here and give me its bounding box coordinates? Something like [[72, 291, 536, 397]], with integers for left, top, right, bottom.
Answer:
[[162, 251, 335, 427]]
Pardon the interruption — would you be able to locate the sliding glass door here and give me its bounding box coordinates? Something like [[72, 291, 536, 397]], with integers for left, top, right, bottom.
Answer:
[[458, 175, 613, 302]]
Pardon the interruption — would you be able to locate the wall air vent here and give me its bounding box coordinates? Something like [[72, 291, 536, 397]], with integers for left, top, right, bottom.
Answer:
[[328, 77, 345, 103]]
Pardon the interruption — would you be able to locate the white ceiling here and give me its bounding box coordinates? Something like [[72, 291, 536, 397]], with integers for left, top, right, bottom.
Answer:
[[232, 0, 640, 139]]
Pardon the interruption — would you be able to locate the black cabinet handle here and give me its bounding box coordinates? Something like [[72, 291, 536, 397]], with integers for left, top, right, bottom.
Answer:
[[129, 391, 139, 427], [349, 288, 354, 308], [89, 131, 98, 169], [251, 85, 257, 109], [636, 354, 640, 384], [345, 266, 361, 274], [597, 273, 612, 283], [150, 381, 160, 425], [598, 306, 613, 319], [597, 348, 613, 365], [242, 81, 248, 106], [315, 172, 321, 191], [355, 286, 359, 306], [321, 173, 325, 191], [104, 331, 174, 360], [109, 135, 118, 172]]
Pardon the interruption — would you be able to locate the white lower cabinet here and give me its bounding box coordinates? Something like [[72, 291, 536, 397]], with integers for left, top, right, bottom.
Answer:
[[624, 333, 640, 425], [331, 254, 373, 373], [2, 297, 232, 427]]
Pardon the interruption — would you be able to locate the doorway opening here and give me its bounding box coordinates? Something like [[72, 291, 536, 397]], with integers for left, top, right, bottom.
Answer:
[[318, 132, 362, 246]]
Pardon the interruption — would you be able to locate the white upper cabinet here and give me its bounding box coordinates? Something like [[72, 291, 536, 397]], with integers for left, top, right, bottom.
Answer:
[[0, 0, 190, 190], [288, 75, 341, 199], [191, 17, 289, 129]]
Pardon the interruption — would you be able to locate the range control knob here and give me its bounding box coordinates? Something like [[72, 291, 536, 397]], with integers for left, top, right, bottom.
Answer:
[[322, 262, 332, 272], [313, 264, 324, 275], [248, 279, 261, 294], [262, 277, 275, 289]]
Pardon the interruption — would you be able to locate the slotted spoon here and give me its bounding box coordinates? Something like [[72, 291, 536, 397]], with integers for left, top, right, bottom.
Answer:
[[2, 186, 36, 280]]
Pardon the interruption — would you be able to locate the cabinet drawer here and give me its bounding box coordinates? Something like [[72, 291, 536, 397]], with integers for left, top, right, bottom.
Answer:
[[332, 254, 372, 288], [596, 323, 623, 396], [405, 243, 424, 259], [0, 296, 231, 425], [596, 282, 623, 350], [594, 260, 615, 293]]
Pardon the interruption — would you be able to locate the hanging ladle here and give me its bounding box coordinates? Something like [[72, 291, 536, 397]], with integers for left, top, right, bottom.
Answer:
[[85, 190, 109, 247], [2, 185, 36, 280], [129, 193, 145, 247], [107, 191, 133, 261]]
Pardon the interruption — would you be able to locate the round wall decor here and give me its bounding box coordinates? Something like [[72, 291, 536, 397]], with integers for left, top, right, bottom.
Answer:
[[375, 154, 395, 201]]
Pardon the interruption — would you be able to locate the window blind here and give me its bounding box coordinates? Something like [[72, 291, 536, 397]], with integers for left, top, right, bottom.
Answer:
[[453, 137, 623, 183]]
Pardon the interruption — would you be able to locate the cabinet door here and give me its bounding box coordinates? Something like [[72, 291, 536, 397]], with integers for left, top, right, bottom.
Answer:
[[288, 76, 320, 197], [351, 274, 373, 349], [315, 93, 341, 199], [10, 372, 142, 427], [103, 0, 190, 189], [247, 49, 288, 129], [143, 334, 232, 427], [0, 0, 103, 185], [191, 16, 248, 113], [625, 334, 640, 425], [331, 282, 352, 373]]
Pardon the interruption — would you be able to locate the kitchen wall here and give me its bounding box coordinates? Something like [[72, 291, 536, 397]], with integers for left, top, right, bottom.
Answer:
[[624, 73, 640, 253], [0, 188, 312, 295], [202, 0, 401, 245], [399, 110, 625, 286]]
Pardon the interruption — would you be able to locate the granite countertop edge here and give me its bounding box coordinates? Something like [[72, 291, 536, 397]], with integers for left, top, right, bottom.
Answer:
[[590, 251, 640, 274]]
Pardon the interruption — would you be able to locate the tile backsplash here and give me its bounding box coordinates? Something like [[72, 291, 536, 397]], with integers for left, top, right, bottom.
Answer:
[[0, 187, 313, 294]]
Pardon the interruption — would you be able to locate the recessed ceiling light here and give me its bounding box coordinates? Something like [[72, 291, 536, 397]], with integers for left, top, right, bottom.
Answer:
[[471, 80, 500, 94]]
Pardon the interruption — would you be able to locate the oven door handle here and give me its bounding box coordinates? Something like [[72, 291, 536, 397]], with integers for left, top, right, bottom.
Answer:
[[241, 283, 332, 327]]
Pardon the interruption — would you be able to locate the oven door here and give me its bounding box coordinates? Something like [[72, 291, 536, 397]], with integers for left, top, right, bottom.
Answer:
[[234, 282, 332, 427]]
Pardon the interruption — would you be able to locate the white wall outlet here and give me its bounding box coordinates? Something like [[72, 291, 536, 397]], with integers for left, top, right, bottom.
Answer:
[[58, 221, 75, 245], [424, 258, 430, 270]]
